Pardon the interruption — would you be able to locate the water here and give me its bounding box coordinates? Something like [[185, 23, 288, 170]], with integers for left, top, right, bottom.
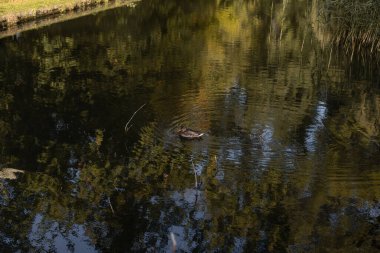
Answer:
[[0, 0, 379, 252]]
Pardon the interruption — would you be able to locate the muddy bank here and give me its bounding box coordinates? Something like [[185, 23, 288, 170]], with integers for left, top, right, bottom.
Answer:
[[0, 0, 138, 38]]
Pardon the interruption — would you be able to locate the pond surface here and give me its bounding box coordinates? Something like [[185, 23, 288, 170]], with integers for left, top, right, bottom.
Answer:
[[0, 0, 379, 252]]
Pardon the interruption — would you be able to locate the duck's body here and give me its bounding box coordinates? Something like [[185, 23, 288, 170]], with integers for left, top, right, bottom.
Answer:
[[177, 127, 204, 140]]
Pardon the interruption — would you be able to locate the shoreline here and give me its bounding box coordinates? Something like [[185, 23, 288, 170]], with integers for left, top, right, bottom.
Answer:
[[0, 0, 139, 39]]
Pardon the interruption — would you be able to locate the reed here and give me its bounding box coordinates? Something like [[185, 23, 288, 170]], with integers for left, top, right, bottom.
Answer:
[[319, 0, 380, 59]]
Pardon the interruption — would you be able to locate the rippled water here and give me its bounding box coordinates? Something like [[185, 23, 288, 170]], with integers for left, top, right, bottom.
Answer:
[[0, 0, 379, 252]]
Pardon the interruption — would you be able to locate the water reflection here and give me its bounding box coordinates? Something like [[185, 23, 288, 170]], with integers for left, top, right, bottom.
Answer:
[[29, 214, 98, 253], [305, 101, 327, 153], [0, 0, 379, 252]]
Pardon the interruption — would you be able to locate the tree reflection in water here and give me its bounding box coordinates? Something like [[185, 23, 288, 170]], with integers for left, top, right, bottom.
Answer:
[[0, 0, 379, 252]]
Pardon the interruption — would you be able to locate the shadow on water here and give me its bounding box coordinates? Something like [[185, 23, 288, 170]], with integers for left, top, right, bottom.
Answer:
[[0, 0, 379, 252]]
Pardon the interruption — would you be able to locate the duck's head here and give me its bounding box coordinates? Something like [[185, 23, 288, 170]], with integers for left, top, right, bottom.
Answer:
[[178, 125, 187, 132]]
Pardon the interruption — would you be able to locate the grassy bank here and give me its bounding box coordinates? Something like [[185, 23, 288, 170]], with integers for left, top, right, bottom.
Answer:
[[0, 0, 136, 31], [0, 0, 77, 16], [319, 0, 380, 59]]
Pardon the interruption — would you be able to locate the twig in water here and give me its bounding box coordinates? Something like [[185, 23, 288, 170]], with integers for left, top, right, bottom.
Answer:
[[328, 46, 333, 70], [108, 196, 115, 215], [170, 232, 177, 253], [124, 103, 146, 133], [301, 33, 306, 52], [191, 161, 198, 188]]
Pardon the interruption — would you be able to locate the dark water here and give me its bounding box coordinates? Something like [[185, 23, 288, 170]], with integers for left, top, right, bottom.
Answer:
[[0, 0, 379, 252]]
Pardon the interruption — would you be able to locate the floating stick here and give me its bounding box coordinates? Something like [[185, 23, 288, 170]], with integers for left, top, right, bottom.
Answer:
[[124, 103, 146, 133]]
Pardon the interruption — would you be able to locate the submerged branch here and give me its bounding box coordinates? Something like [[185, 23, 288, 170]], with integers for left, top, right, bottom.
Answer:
[[191, 161, 198, 188], [170, 232, 177, 253], [108, 196, 115, 215]]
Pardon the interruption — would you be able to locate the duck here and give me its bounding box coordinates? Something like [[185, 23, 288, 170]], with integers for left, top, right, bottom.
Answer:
[[177, 126, 205, 140]]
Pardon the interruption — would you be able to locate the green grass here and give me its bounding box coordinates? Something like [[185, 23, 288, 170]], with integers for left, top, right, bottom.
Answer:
[[0, 0, 88, 16], [0, 0, 123, 29], [0, 0, 138, 33]]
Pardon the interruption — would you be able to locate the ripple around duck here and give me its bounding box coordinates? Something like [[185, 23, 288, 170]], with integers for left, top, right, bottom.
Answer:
[[170, 114, 194, 130], [324, 166, 380, 185]]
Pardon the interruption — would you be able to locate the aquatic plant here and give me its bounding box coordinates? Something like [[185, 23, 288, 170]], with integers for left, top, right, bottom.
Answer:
[[318, 0, 380, 60]]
